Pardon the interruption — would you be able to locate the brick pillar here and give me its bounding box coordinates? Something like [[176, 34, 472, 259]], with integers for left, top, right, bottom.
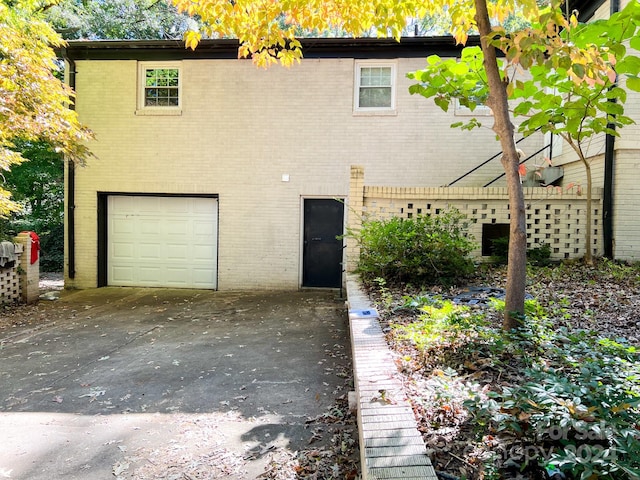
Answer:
[[14, 232, 40, 303], [346, 165, 365, 272]]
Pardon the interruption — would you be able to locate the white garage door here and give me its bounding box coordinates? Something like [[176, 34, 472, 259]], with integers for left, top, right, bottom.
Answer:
[[108, 196, 218, 288]]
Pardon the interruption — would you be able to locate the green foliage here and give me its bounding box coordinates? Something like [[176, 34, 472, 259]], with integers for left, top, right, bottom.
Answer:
[[1, 141, 64, 271], [0, 0, 92, 215], [489, 237, 551, 266], [465, 324, 640, 479], [528, 242, 551, 267], [3, 142, 63, 227], [408, 46, 494, 130], [393, 300, 490, 352], [48, 0, 194, 40], [490, 236, 510, 264], [351, 209, 477, 286], [392, 292, 640, 479], [408, 1, 640, 138]]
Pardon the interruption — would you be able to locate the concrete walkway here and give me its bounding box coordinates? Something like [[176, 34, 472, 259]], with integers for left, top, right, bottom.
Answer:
[[0, 288, 351, 479]]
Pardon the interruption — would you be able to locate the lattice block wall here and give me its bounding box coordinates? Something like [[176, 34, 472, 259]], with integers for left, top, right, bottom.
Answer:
[[362, 187, 602, 260], [0, 265, 20, 304]]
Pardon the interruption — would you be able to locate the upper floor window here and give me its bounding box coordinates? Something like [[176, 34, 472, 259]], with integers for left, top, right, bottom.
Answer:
[[354, 61, 397, 115], [137, 62, 181, 115]]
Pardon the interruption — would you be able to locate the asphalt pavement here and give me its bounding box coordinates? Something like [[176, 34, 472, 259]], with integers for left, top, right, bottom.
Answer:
[[0, 288, 352, 479]]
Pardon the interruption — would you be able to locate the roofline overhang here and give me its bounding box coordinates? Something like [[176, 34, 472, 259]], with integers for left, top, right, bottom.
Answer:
[[60, 36, 480, 61]]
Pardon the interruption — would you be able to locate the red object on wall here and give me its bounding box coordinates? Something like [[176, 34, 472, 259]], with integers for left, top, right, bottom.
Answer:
[[20, 231, 40, 264], [30, 232, 40, 264]]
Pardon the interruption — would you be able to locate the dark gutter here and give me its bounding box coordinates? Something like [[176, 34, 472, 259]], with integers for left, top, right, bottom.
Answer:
[[603, 0, 620, 258], [60, 48, 76, 279], [61, 36, 480, 61]]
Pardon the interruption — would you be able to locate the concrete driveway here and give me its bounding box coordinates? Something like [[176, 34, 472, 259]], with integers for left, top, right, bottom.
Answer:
[[0, 288, 353, 479]]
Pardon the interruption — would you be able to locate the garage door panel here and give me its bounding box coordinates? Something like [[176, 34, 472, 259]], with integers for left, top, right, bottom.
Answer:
[[189, 199, 208, 213], [138, 266, 163, 282], [166, 267, 190, 282], [107, 196, 218, 289], [140, 220, 161, 235], [112, 219, 135, 235], [111, 266, 135, 283], [193, 245, 215, 260], [194, 221, 216, 236], [163, 199, 190, 214], [165, 219, 189, 231], [112, 242, 135, 259], [166, 244, 188, 261], [139, 244, 161, 259]]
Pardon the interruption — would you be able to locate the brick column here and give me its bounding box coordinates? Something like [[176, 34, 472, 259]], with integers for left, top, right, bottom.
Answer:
[[14, 232, 40, 303], [346, 165, 365, 272]]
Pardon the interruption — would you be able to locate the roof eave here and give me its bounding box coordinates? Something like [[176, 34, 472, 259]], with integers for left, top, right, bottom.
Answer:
[[61, 36, 480, 61]]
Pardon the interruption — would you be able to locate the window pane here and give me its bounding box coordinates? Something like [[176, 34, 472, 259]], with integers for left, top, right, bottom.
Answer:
[[360, 67, 391, 87], [143, 67, 179, 107], [359, 86, 392, 108]]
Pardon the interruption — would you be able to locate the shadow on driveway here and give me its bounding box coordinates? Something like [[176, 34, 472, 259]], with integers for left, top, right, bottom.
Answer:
[[0, 288, 353, 479]]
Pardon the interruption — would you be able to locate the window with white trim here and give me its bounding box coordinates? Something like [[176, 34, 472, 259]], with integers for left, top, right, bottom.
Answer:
[[354, 61, 396, 114], [137, 62, 181, 114]]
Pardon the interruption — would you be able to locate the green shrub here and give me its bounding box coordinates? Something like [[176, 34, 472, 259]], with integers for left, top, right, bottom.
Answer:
[[465, 324, 640, 480], [38, 222, 64, 272], [1, 219, 64, 272], [351, 209, 477, 286], [490, 236, 510, 264], [528, 242, 552, 266], [490, 237, 552, 266]]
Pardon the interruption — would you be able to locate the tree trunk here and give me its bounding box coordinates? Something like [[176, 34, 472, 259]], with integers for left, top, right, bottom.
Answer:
[[475, 0, 527, 329]]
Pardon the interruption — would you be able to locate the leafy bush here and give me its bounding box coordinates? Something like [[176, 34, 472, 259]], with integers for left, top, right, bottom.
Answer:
[[491, 237, 552, 266], [389, 293, 640, 479], [490, 236, 510, 263], [351, 209, 477, 286], [528, 242, 552, 266], [465, 322, 640, 480], [38, 222, 64, 272]]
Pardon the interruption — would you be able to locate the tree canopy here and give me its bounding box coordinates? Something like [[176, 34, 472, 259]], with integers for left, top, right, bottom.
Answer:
[[47, 0, 195, 40], [0, 0, 91, 217], [174, 0, 541, 66], [409, 1, 640, 265], [172, 0, 638, 327]]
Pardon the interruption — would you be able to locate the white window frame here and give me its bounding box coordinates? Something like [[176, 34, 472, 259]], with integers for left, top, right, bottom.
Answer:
[[136, 61, 182, 116], [353, 60, 397, 115]]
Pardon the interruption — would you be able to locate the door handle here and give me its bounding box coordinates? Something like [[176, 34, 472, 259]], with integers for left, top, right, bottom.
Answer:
[[311, 237, 322, 241]]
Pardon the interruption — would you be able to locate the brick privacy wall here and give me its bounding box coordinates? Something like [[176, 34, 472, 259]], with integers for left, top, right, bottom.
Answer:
[[0, 261, 21, 303], [347, 166, 603, 262], [0, 234, 38, 304], [67, 57, 545, 290]]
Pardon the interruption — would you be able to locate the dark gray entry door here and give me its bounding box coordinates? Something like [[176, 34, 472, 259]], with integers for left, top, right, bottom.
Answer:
[[302, 199, 344, 288]]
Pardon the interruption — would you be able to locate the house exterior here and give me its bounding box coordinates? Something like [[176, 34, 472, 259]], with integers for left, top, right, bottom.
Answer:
[[554, 0, 640, 261], [62, 37, 549, 291]]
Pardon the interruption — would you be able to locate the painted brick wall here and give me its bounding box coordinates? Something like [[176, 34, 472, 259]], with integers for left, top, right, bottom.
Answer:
[[347, 166, 603, 264], [613, 150, 640, 261], [0, 235, 38, 304], [67, 57, 544, 290]]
